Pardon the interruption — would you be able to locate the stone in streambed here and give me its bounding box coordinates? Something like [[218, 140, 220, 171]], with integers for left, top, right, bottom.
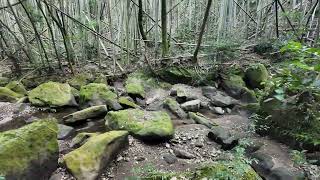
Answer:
[[189, 112, 217, 128], [58, 124, 75, 140], [63, 131, 129, 180], [164, 98, 188, 119], [0, 119, 58, 180], [105, 109, 174, 141], [208, 126, 239, 150], [63, 105, 108, 123], [28, 82, 77, 107], [181, 99, 201, 112]]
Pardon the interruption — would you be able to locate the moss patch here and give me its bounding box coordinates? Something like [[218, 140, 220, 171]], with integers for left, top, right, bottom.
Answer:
[[0, 87, 24, 102], [0, 119, 58, 177], [79, 83, 117, 106], [63, 131, 128, 180], [118, 97, 139, 108], [245, 64, 269, 89], [28, 82, 76, 107], [106, 109, 174, 141], [67, 73, 92, 90], [125, 74, 146, 98]]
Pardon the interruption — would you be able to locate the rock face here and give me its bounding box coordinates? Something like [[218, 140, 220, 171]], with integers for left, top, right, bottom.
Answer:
[[208, 126, 239, 150], [106, 109, 174, 141], [222, 74, 257, 103], [0, 119, 58, 180], [79, 83, 117, 108], [164, 98, 188, 119], [63, 131, 129, 180], [5, 81, 28, 95], [63, 105, 108, 123], [245, 63, 269, 89], [0, 87, 24, 102], [28, 82, 77, 107]]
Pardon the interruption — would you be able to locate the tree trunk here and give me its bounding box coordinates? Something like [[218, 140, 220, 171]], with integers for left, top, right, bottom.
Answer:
[[193, 0, 213, 63], [161, 0, 168, 57], [138, 0, 148, 44]]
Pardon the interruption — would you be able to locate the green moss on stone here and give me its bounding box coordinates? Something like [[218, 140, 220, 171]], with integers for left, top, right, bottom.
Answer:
[[0, 119, 58, 176], [106, 109, 174, 140], [5, 81, 28, 95], [63, 131, 128, 180], [125, 74, 146, 98], [68, 73, 92, 90], [0, 87, 24, 102], [70, 132, 99, 148], [28, 82, 75, 107], [245, 64, 269, 89], [118, 97, 139, 108], [0, 77, 9, 87], [79, 83, 117, 105]]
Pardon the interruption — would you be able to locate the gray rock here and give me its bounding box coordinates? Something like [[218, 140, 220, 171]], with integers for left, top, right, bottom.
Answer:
[[164, 98, 188, 119], [251, 152, 275, 177], [269, 167, 296, 180], [209, 106, 225, 115], [173, 148, 195, 159], [106, 100, 123, 111], [208, 92, 236, 107], [181, 100, 201, 112], [58, 124, 75, 140], [208, 126, 239, 150], [63, 105, 108, 123], [49, 173, 63, 180], [163, 153, 178, 164], [202, 86, 217, 96], [188, 112, 216, 128]]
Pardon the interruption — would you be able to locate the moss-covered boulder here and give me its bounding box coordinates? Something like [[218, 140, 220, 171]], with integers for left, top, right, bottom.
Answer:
[[28, 82, 77, 107], [245, 64, 269, 89], [118, 97, 139, 108], [0, 87, 24, 102], [68, 73, 93, 90], [63, 131, 129, 180], [79, 83, 117, 108], [63, 105, 108, 123], [125, 75, 146, 98], [5, 81, 28, 95], [0, 119, 58, 179], [222, 74, 257, 103], [106, 109, 174, 141]]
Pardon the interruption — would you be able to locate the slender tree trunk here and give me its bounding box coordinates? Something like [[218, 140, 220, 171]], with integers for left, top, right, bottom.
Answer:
[[161, 0, 168, 57], [193, 0, 213, 63], [138, 0, 148, 43]]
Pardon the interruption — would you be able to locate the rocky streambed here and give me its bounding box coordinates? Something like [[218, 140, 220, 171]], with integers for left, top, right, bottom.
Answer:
[[0, 69, 319, 180]]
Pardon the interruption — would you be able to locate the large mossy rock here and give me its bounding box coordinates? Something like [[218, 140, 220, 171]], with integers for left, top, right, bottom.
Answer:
[[105, 109, 174, 141], [79, 83, 117, 107], [63, 131, 129, 180], [5, 81, 28, 95], [67, 73, 93, 90], [222, 74, 257, 103], [28, 82, 77, 107], [63, 105, 108, 123], [125, 74, 146, 98], [0, 87, 24, 102], [245, 64, 269, 89], [0, 119, 58, 180]]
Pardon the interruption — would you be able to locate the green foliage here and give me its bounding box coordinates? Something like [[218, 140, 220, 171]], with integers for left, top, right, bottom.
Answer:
[[290, 150, 307, 166]]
